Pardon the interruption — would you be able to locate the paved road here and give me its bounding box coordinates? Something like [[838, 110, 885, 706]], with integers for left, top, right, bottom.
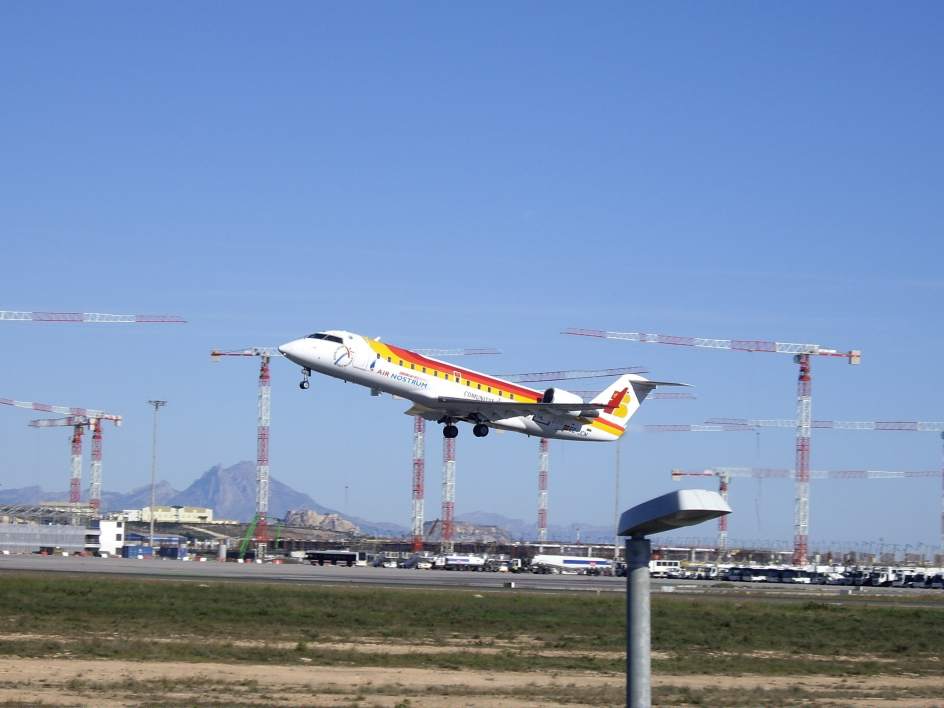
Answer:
[[2, 555, 943, 604], [0, 555, 625, 592]]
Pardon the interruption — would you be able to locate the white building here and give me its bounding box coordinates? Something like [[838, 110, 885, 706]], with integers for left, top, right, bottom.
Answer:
[[97, 520, 125, 556], [139, 506, 214, 524]]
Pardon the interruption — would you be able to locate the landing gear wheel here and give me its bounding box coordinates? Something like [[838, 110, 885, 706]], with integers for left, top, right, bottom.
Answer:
[[299, 368, 311, 390], [443, 424, 459, 439], [473, 423, 489, 437], [299, 380, 310, 390]]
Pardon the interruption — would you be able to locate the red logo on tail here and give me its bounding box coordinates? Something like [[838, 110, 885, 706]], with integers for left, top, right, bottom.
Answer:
[[604, 387, 629, 415]]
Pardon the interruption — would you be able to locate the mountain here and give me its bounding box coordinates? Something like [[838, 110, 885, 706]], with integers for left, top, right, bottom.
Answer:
[[104, 481, 179, 511], [0, 482, 179, 510], [0, 461, 407, 537], [167, 462, 407, 536], [0, 485, 49, 505], [167, 461, 330, 522], [458, 511, 616, 544]]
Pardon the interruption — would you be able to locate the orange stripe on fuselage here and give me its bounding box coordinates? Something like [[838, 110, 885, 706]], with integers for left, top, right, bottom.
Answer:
[[593, 417, 625, 435], [367, 339, 543, 401]]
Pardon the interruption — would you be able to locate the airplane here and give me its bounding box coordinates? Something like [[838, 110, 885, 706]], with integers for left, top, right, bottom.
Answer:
[[530, 554, 613, 575], [278, 330, 687, 441]]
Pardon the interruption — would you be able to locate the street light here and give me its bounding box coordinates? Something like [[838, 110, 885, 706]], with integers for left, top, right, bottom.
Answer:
[[147, 400, 167, 548], [619, 489, 731, 708]]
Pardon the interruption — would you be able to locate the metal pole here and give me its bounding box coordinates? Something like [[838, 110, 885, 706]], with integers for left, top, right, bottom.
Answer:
[[626, 536, 651, 708], [147, 400, 167, 548], [613, 440, 621, 562]]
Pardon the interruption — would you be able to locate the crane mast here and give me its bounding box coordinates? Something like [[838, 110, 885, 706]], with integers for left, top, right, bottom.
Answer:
[[211, 347, 280, 556], [565, 327, 860, 565]]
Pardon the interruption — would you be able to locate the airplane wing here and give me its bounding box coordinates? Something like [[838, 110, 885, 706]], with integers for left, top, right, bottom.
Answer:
[[405, 379, 691, 424], [424, 397, 604, 423], [439, 397, 605, 413]]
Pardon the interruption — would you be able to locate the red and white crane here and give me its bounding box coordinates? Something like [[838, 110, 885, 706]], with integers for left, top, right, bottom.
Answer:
[[1, 310, 185, 323], [649, 418, 944, 556], [2, 399, 122, 514], [501, 365, 649, 545], [672, 467, 939, 560], [411, 415, 426, 552], [408, 348, 501, 554], [2, 309, 180, 510], [210, 347, 278, 555], [703, 418, 944, 556], [564, 327, 861, 565]]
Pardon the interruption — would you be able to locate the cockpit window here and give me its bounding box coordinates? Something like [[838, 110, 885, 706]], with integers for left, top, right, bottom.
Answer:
[[307, 333, 343, 344]]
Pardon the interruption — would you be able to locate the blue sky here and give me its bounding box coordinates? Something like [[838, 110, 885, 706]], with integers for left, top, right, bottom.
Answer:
[[1, 3, 941, 550]]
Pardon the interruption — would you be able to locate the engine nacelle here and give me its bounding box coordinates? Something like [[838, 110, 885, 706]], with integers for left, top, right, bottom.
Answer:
[[542, 388, 585, 406]]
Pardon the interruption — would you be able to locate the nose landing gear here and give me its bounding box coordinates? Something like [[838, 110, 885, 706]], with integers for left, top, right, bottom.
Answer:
[[299, 368, 311, 390]]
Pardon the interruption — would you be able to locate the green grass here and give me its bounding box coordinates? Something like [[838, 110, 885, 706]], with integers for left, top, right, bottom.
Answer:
[[0, 573, 941, 675]]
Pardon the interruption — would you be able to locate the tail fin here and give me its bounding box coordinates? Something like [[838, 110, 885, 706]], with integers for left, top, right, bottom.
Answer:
[[591, 374, 689, 437]]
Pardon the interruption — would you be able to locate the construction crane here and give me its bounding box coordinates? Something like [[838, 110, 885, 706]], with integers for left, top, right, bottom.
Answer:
[[210, 347, 279, 558], [441, 435, 456, 554], [703, 418, 944, 556], [28, 416, 91, 512], [705, 417, 944, 432], [672, 467, 939, 560], [500, 365, 646, 383], [1, 310, 185, 323], [1, 398, 122, 514], [414, 347, 501, 357], [573, 391, 696, 401], [537, 437, 549, 544], [411, 416, 426, 552], [497, 365, 651, 546], [408, 348, 501, 554], [564, 327, 861, 565], [649, 419, 944, 556]]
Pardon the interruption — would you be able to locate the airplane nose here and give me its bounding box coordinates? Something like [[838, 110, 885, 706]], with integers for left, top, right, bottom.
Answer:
[[278, 340, 301, 359]]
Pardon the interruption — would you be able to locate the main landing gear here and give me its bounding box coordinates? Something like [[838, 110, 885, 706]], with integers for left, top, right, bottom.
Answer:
[[440, 422, 489, 438], [299, 368, 311, 390]]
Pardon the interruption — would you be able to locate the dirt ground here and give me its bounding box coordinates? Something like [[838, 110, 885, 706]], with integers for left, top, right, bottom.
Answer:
[[0, 657, 942, 707]]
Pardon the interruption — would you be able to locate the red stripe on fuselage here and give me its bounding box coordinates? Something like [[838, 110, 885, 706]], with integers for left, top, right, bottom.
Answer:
[[384, 343, 542, 401]]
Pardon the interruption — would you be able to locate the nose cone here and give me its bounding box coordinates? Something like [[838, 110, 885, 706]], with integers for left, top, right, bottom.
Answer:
[[278, 339, 304, 362]]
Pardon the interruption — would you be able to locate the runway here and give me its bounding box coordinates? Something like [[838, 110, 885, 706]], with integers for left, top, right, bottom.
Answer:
[[2, 555, 942, 603]]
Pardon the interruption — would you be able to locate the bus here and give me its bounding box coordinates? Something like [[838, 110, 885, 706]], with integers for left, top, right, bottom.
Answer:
[[648, 560, 681, 578], [305, 549, 367, 567]]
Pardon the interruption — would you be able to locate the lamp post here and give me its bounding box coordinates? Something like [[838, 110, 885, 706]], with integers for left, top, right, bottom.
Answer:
[[147, 400, 167, 548], [619, 489, 731, 708]]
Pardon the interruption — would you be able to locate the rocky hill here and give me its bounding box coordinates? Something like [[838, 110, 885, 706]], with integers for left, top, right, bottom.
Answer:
[[0, 461, 406, 537], [457, 510, 615, 544], [283, 509, 359, 534]]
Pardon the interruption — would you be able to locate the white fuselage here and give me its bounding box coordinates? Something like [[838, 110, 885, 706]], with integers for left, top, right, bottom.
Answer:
[[278, 330, 622, 441]]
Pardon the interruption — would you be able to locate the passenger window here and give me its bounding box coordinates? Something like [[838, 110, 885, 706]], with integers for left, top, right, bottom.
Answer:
[[487, 387, 492, 393], [422, 367, 426, 373], [411, 364, 415, 370], [376, 354, 380, 359], [510, 394, 515, 400], [387, 357, 391, 362], [399, 360, 403, 366], [477, 384, 481, 389]]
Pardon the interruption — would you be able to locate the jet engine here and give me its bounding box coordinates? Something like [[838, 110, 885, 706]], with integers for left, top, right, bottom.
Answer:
[[541, 388, 598, 419], [542, 387, 584, 405]]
